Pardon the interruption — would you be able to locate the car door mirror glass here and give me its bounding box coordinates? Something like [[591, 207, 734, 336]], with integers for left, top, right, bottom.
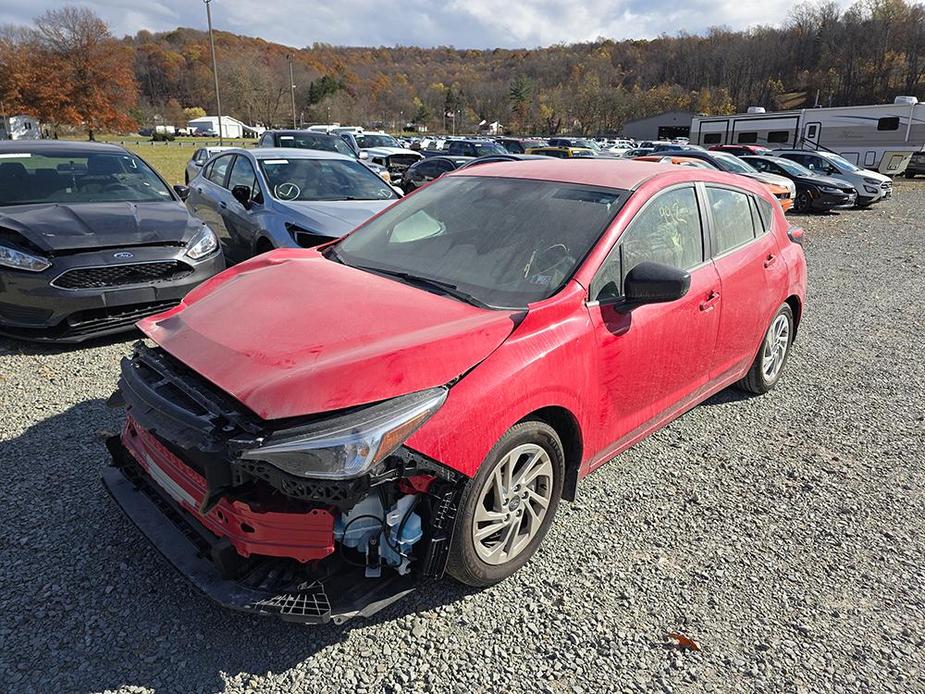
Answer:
[[623, 261, 691, 307]]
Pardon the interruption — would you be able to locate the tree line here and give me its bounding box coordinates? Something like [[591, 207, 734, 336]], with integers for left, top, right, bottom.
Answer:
[[1, 1, 923, 138]]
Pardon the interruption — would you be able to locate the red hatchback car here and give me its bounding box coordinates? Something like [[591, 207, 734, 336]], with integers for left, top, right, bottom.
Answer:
[[105, 160, 806, 624]]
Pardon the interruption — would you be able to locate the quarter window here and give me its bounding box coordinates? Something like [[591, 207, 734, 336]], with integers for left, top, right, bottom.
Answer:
[[753, 196, 773, 233], [592, 186, 703, 301], [707, 187, 757, 254]]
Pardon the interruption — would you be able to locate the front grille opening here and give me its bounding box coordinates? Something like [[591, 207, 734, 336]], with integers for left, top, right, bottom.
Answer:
[[53, 261, 193, 290]]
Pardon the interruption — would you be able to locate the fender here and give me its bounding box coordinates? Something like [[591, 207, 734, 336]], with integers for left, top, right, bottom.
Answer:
[[406, 281, 594, 478]]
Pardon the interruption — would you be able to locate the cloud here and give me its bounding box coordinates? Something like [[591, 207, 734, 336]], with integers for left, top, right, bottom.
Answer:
[[0, 0, 855, 48]]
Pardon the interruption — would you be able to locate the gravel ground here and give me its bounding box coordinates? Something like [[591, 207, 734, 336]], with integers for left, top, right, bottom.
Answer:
[[1, 180, 924, 694]]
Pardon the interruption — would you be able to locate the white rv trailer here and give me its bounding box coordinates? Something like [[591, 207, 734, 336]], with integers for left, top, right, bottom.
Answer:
[[0, 115, 41, 140], [689, 97, 924, 174]]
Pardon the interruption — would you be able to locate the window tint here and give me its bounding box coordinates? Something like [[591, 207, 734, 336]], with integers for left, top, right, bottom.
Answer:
[[592, 186, 703, 301], [703, 133, 722, 144], [768, 131, 790, 143], [208, 155, 232, 185], [877, 117, 899, 131], [737, 132, 758, 144], [227, 155, 258, 194], [707, 187, 757, 254], [433, 159, 456, 173]]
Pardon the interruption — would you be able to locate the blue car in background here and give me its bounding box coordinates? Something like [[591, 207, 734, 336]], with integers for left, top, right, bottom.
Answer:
[[183, 148, 401, 263]]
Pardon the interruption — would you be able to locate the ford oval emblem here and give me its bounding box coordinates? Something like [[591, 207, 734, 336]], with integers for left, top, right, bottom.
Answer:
[[113, 252, 134, 260]]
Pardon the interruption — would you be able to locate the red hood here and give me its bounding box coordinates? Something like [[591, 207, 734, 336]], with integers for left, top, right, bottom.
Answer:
[[138, 250, 518, 420]]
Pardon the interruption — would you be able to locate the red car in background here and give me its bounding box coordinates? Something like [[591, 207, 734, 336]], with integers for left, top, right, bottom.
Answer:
[[105, 160, 806, 624], [709, 144, 773, 156]]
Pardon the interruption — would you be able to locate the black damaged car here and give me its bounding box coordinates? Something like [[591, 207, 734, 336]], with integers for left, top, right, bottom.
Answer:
[[741, 155, 857, 213], [0, 141, 225, 342]]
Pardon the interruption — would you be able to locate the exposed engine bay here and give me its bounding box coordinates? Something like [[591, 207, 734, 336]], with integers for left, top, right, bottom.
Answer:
[[104, 342, 463, 624]]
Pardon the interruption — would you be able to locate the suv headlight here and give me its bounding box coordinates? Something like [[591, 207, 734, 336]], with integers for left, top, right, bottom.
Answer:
[[820, 186, 842, 194], [240, 387, 447, 480], [185, 225, 218, 260], [0, 245, 51, 272], [862, 177, 880, 186]]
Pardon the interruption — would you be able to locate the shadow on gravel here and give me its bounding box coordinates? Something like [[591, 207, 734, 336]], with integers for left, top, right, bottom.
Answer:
[[0, 398, 475, 693], [699, 388, 758, 407], [0, 330, 140, 357]]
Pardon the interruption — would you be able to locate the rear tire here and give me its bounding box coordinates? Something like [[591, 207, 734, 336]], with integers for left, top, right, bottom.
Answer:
[[255, 238, 274, 256], [447, 420, 564, 587], [794, 191, 811, 213], [736, 303, 794, 395]]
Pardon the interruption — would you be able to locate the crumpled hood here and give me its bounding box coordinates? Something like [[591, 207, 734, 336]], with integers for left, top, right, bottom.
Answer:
[[138, 250, 519, 420], [0, 201, 198, 253], [283, 199, 394, 238]]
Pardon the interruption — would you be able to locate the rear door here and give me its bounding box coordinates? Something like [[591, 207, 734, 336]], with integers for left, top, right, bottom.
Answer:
[[704, 185, 786, 382], [191, 154, 235, 258]]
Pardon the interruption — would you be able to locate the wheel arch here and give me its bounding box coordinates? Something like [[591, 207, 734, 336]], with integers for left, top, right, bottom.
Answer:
[[785, 294, 802, 336], [519, 406, 583, 502]]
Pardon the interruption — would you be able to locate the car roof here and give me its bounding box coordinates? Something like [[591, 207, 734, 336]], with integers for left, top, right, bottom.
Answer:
[[453, 159, 679, 190], [0, 140, 126, 153], [249, 147, 355, 161]]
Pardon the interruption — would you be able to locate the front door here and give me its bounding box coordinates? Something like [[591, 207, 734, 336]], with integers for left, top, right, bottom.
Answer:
[[220, 154, 262, 262], [586, 184, 722, 467]]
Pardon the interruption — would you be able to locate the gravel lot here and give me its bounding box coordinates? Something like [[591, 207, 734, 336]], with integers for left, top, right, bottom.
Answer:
[[1, 179, 924, 694]]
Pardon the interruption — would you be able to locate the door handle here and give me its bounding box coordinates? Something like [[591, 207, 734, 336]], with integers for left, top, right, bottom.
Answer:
[[219, 201, 227, 210], [763, 253, 778, 268], [700, 291, 720, 312], [196, 187, 203, 194]]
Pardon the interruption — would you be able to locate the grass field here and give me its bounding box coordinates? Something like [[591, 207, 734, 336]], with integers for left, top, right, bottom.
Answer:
[[61, 134, 255, 185]]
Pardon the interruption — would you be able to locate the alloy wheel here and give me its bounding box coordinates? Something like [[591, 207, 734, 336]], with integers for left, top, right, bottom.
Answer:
[[471, 443, 553, 565], [762, 313, 791, 381]]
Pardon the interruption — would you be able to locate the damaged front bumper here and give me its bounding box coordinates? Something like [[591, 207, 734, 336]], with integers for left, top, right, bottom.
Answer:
[[103, 343, 463, 624]]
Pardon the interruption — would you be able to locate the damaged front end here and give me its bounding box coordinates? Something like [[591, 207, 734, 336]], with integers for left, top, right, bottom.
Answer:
[[103, 343, 463, 624]]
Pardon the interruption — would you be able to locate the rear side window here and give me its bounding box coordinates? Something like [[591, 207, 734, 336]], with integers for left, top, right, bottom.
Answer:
[[753, 196, 773, 233], [877, 117, 899, 131], [592, 186, 703, 300], [737, 132, 758, 144], [768, 131, 790, 143], [707, 187, 757, 254], [208, 155, 233, 186], [703, 133, 722, 144]]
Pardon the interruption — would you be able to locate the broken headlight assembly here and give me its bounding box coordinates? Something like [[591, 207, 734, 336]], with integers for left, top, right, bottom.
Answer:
[[240, 387, 447, 480]]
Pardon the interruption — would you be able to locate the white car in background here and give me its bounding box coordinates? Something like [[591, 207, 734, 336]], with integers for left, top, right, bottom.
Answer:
[[356, 132, 423, 184]]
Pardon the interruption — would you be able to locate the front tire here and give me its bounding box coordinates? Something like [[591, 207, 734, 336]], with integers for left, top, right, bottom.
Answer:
[[447, 420, 564, 587], [736, 303, 794, 394], [794, 191, 811, 213]]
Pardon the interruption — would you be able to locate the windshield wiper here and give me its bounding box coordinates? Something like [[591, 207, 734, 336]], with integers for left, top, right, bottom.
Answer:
[[356, 265, 490, 308]]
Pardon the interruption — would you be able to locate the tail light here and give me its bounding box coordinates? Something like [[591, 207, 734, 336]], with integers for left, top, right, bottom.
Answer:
[[787, 226, 805, 246]]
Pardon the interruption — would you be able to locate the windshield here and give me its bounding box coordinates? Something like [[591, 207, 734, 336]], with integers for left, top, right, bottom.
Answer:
[[713, 152, 758, 174], [259, 157, 398, 202], [332, 176, 626, 308], [274, 133, 355, 157], [771, 158, 814, 177], [472, 142, 508, 156], [825, 154, 861, 172], [0, 151, 174, 206], [359, 134, 401, 149]]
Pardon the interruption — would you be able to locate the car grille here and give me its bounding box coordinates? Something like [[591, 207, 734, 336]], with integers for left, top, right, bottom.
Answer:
[[65, 300, 179, 337], [881, 181, 892, 191], [52, 261, 193, 290]]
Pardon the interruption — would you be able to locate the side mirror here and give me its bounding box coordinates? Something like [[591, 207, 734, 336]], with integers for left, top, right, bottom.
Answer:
[[622, 261, 690, 308], [231, 185, 252, 208], [391, 185, 404, 197], [193, 160, 204, 168], [359, 150, 369, 160], [173, 184, 191, 201]]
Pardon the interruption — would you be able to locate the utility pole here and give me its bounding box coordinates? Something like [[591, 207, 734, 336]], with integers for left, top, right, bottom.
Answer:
[[287, 54, 297, 129], [204, 0, 224, 145]]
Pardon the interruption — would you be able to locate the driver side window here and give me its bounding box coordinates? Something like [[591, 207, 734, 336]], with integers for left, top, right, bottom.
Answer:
[[591, 186, 704, 301], [208, 155, 232, 185]]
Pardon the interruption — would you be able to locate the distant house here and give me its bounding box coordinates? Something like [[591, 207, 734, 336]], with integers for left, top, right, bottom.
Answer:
[[621, 111, 694, 141], [478, 120, 503, 135], [186, 115, 264, 139], [0, 115, 41, 140]]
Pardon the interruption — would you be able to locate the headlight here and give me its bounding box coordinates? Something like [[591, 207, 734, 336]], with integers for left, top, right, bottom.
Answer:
[[0, 245, 51, 272], [862, 177, 880, 186], [820, 186, 842, 194], [185, 225, 218, 260], [240, 387, 447, 480]]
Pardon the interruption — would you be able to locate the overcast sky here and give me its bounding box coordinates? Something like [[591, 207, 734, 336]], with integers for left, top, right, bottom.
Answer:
[[0, 0, 854, 49]]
